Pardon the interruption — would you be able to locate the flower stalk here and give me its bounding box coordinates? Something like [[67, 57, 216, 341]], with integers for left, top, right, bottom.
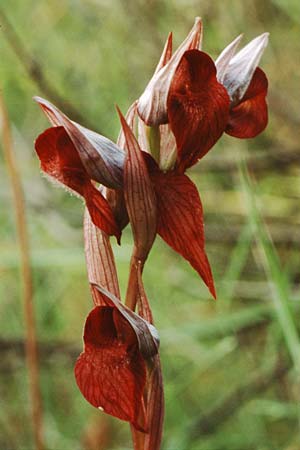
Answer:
[[32, 17, 270, 450]]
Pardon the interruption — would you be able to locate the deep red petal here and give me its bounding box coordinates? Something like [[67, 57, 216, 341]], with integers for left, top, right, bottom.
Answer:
[[149, 168, 215, 297], [226, 67, 268, 138], [167, 50, 230, 170], [35, 127, 120, 239], [35, 126, 88, 195], [34, 97, 124, 189], [83, 184, 121, 242], [83, 306, 117, 346], [75, 307, 147, 431]]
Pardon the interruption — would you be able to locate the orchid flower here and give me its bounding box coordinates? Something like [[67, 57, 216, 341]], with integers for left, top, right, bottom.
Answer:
[[137, 21, 268, 168], [137, 17, 203, 125], [216, 33, 269, 138], [34, 97, 124, 242], [75, 283, 159, 432]]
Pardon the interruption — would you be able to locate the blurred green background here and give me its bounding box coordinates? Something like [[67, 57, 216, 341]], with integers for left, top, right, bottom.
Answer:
[[0, 1, 300, 449]]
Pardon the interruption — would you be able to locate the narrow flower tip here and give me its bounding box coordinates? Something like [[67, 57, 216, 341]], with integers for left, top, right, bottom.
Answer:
[[33, 95, 61, 126], [191, 16, 203, 50], [116, 101, 138, 149], [230, 32, 269, 70], [215, 34, 244, 83], [154, 32, 173, 74], [223, 32, 269, 103], [115, 105, 126, 126]]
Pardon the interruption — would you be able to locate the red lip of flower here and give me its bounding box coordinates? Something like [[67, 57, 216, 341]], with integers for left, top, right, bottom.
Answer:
[[75, 283, 159, 432]]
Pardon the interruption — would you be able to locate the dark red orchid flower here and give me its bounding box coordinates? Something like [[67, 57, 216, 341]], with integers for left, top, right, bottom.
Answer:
[[167, 36, 269, 170], [75, 283, 159, 433], [216, 32, 269, 139], [34, 97, 125, 242], [75, 304, 147, 431], [35, 126, 120, 240]]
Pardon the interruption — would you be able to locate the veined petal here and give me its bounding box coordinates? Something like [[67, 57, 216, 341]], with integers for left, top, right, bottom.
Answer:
[[215, 34, 243, 84], [118, 108, 157, 261], [35, 126, 120, 239], [137, 17, 203, 126], [226, 67, 268, 138], [34, 96, 124, 189], [75, 306, 147, 431], [222, 33, 269, 104], [167, 50, 230, 170], [84, 207, 121, 306], [147, 163, 216, 297]]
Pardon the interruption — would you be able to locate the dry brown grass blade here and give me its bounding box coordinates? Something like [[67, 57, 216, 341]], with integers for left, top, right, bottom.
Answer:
[[0, 91, 44, 450]]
